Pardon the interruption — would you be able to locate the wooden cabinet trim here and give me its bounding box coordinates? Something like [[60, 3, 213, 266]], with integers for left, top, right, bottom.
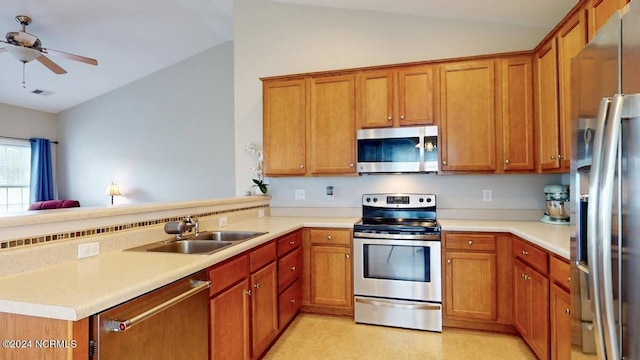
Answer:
[[209, 254, 250, 297]]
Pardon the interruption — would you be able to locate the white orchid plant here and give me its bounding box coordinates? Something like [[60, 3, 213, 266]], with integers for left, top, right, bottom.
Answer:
[[244, 143, 268, 194]]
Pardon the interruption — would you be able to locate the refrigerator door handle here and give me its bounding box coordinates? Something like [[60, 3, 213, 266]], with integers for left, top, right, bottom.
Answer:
[[599, 93, 624, 360], [587, 96, 611, 359]]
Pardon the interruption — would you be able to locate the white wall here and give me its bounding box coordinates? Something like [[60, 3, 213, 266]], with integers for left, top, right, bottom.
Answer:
[[233, 0, 563, 211], [56, 42, 235, 207], [0, 103, 57, 140]]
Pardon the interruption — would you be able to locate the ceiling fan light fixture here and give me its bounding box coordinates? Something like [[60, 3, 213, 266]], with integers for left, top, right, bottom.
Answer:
[[7, 45, 40, 63]]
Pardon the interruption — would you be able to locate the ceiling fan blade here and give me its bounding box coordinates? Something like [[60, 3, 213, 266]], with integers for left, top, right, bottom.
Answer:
[[42, 47, 98, 66], [0, 47, 6, 53], [36, 55, 67, 74]]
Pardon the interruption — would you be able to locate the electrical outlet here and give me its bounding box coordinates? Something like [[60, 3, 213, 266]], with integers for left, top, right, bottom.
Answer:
[[483, 189, 493, 202], [294, 189, 306, 200], [219, 216, 228, 227], [258, 209, 265, 218], [78, 242, 100, 259], [326, 186, 334, 199]]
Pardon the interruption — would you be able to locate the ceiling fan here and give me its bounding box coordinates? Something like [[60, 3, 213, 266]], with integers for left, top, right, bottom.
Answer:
[[0, 15, 98, 86]]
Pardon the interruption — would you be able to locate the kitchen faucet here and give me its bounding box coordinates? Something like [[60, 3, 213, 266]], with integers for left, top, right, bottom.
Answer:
[[164, 216, 199, 240]]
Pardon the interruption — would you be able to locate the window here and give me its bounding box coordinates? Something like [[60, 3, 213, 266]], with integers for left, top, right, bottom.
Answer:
[[0, 140, 31, 213]]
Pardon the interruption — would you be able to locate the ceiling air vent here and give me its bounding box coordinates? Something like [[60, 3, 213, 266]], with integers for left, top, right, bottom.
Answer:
[[31, 89, 54, 96]]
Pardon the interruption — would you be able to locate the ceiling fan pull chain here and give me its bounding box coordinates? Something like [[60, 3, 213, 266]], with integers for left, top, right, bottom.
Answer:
[[22, 62, 26, 88]]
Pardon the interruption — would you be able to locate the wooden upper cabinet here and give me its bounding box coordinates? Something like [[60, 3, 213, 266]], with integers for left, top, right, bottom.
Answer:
[[356, 65, 435, 128], [501, 57, 534, 172], [357, 70, 394, 128], [439, 60, 497, 172], [309, 75, 356, 174], [263, 79, 307, 176], [535, 39, 562, 171], [397, 65, 435, 126], [589, 0, 628, 39], [558, 9, 588, 171]]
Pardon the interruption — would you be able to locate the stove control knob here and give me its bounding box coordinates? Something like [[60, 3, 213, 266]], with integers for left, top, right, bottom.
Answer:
[[373, 198, 378, 203], [365, 197, 371, 203], [419, 198, 424, 203], [426, 198, 432, 203]]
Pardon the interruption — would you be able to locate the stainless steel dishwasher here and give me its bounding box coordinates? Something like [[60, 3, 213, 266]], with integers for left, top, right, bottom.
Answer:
[[89, 271, 210, 359]]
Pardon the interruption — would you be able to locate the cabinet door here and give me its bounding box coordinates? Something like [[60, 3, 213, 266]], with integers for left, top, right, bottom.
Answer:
[[530, 267, 550, 360], [501, 57, 534, 171], [309, 75, 356, 174], [513, 259, 531, 338], [210, 280, 251, 360], [589, 0, 628, 39], [250, 262, 278, 359], [310, 245, 352, 307], [397, 65, 435, 126], [550, 283, 571, 360], [439, 60, 497, 171], [444, 251, 497, 321], [535, 39, 562, 171], [557, 10, 588, 171], [356, 70, 394, 128], [263, 79, 307, 176]]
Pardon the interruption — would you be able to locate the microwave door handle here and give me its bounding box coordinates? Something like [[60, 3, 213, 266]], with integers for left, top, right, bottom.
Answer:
[[599, 94, 623, 360], [587, 96, 611, 359]]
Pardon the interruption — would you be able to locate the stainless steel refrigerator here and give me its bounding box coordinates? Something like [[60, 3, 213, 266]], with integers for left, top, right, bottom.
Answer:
[[571, 2, 640, 359]]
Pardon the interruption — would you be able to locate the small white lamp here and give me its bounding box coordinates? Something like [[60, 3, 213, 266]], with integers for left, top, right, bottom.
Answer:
[[104, 182, 121, 205]]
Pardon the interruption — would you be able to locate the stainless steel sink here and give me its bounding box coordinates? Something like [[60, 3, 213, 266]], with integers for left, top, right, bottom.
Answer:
[[126, 230, 267, 255], [186, 231, 267, 242]]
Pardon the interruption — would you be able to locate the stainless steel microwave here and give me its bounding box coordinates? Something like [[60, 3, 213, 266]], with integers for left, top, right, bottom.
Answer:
[[356, 126, 438, 174]]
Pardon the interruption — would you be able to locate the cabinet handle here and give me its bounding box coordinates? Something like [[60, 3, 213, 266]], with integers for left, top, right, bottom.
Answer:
[[300, 164, 304, 169], [400, 115, 405, 120], [442, 161, 447, 165], [290, 299, 296, 304], [468, 240, 473, 246], [447, 259, 451, 264], [290, 266, 296, 271], [567, 277, 571, 284], [387, 116, 392, 121], [505, 159, 510, 164], [327, 235, 332, 240], [245, 289, 252, 296], [551, 155, 557, 160], [565, 308, 571, 315], [350, 163, 354, 168], [254, 283, 260, 289], [521, 250, 529, 256], [346, 254, 350, 259], [521, 273, 530, 280], [558, 154, 565, 160], [289, 240, 295, 245]]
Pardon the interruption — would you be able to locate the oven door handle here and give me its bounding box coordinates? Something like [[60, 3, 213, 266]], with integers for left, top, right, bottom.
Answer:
[[355, 297, 441, 311]]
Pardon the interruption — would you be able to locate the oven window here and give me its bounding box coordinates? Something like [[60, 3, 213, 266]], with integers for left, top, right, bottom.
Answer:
[[357, 137, 420, 163], [363, 244, 430, 282]]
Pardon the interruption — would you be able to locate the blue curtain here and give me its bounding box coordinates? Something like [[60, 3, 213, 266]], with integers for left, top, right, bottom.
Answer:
[[30, 138, 54, 202]]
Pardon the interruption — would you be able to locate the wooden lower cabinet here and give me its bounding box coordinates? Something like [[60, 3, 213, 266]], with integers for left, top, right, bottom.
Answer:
[[210, 280, 251, 360], [550, 283, 571, 360], [302, 228, 353, 316], [250, 261, 279, 359], [442, 232, 513, 332], [514, 258, 550, 360]]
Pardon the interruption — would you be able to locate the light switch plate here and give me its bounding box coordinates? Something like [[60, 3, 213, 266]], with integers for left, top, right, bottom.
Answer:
[[483, 189, 493, 202], [294, 189, 306, 200]]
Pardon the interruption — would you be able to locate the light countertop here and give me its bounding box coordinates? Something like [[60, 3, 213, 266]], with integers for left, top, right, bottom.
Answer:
[[0, 216, 570, 321]]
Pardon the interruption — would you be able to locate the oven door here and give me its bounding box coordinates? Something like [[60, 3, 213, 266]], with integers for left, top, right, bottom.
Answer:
[[353, 236, 441, 302]]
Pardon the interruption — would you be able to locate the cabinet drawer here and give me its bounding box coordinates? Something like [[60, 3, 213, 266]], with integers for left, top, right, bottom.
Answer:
[[208, 254, 249, 297], [277, 231, 302, 257], [278, 247, 302, 291], [250, 241, 277, 272], [279, 279, 302, 329], [309, 228, 352, 245], [550, 255, 571, 291], [513, 238, 548, 275], [445, 233, 496, 251]]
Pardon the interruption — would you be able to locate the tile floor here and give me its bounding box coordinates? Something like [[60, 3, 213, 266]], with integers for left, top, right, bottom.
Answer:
[[263, 314, 537, 360]]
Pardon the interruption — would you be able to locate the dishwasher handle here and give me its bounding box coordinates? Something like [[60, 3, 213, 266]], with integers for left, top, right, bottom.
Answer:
[[104, 279, 211, 332]]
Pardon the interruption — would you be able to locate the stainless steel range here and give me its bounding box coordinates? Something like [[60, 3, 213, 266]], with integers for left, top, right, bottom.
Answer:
[[353, 193, 442, 332]]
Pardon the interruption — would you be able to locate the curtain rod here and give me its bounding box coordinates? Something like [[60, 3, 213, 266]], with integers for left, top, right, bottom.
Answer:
[[0, 136, 59, 144]]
